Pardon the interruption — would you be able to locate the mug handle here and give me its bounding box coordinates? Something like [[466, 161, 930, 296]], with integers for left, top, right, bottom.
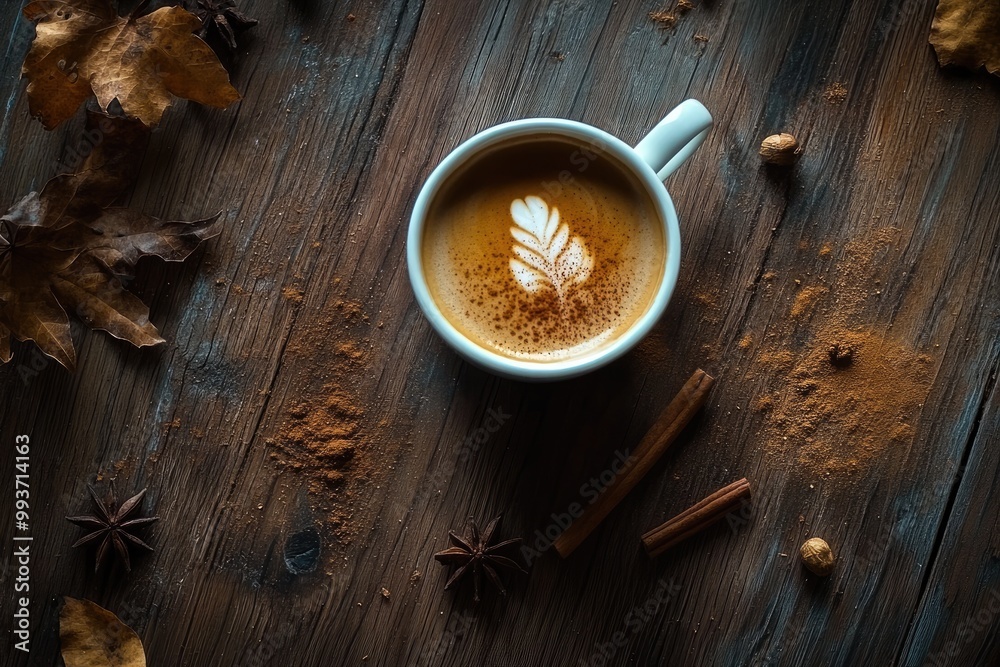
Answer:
[[634, 99, 713, 181]]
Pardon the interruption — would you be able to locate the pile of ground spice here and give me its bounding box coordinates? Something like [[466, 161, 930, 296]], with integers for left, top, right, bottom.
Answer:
[[758, 326, 932, 475], [649, 0, 695, 31], [273, 388, 365, 487], [649, 9, 678, 29], [753, 228, 935, 477], [266, 296, 382, 542], [823, 82, 848, 104]]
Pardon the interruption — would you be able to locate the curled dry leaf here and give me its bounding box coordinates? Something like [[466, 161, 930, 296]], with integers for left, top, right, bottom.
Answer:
[[929, 0, 1000, 77], [0, 111, 221, 371], [60, 597, 146, 667], [22, 0, 241, 129]]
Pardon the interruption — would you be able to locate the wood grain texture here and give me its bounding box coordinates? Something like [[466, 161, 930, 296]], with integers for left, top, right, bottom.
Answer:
[[1, 0, 999, 666]]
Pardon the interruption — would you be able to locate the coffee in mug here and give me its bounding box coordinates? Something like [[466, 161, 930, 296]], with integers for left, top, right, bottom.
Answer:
[[421, 136, 666, 362], [408, 100, 713, 380]]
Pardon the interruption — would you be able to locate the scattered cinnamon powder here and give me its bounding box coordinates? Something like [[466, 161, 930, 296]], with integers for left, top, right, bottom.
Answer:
[[753, 228, 933, 477], [694, 289, 720, 309], [649, 10, 678, 29], [650, 2, 709, 45], [636, 332, 671, 368], [282, 286, 305, 304], [268, 295, 385, 542], [832, 228, 897, 311], [823, 82, 848, 104], [758, 348, 796, 375], [763, 326, 931, 475], [273, 389, 363, 483], [738, 334, 753, 350], [691, 281, 726, 326], [754, 395, 774, 412], [790, 286, 828, 318], [335, 342, 366, 362], [334, 299, 368, 323]]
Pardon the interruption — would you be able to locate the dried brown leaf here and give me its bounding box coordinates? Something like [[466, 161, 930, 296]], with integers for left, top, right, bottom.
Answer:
[[22, 0, 240, 129], [0, 111, 221, 370], [0, 256, 77, 368], [41, 113, 152, 219], [70, 208, 222, 278], [930, 0, 1000, 77], [60, 597, 146, 667], [50, 255, 164, 348]]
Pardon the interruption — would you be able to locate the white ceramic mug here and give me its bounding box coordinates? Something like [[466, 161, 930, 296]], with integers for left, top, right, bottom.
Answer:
[[407, 99, 712, 381]]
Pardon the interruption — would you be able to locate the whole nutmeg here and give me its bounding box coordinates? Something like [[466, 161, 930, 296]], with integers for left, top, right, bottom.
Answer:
[[759, 133, 802, 166], [828, 342, 854, 367], [800, 537, 835, 576]]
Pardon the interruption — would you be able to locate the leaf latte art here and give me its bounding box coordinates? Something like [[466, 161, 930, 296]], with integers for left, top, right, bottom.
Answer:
[[508, 196, 593, 302]]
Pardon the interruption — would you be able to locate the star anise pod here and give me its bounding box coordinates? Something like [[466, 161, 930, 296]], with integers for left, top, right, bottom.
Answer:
[[433, 515, 527, 602], [66, 486, 158, 573], [188, 0, 258, 51]]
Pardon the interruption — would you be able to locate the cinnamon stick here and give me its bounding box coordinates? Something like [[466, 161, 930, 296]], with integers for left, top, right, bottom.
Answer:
[[552, 368, 715, 558], [641, 477, 751, 558]]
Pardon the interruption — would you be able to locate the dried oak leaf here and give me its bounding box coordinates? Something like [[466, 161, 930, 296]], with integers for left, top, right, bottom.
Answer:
[[22, 0, 240, 129], [60, 597, 146, 667], [930, 0, 1000, 77], [0, 111, 221, 370]]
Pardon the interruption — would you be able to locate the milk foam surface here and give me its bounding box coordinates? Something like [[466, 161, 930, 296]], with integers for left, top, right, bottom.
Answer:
[[422, 137, 665, 362]]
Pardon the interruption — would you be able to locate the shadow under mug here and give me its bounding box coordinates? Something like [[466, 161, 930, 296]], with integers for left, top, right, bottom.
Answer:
[[407, 99, 713, 381]]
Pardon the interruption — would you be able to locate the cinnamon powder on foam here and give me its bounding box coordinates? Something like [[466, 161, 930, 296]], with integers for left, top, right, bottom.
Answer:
[[752, 229, 935, 477]]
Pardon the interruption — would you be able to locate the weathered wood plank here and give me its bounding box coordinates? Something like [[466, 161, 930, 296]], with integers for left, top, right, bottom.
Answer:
[[900, 369, 1000, 666], [1, 0, 999, 665]]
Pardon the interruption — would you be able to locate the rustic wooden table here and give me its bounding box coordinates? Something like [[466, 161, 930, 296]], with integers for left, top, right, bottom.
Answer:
[[2, 0, 999, 665]]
